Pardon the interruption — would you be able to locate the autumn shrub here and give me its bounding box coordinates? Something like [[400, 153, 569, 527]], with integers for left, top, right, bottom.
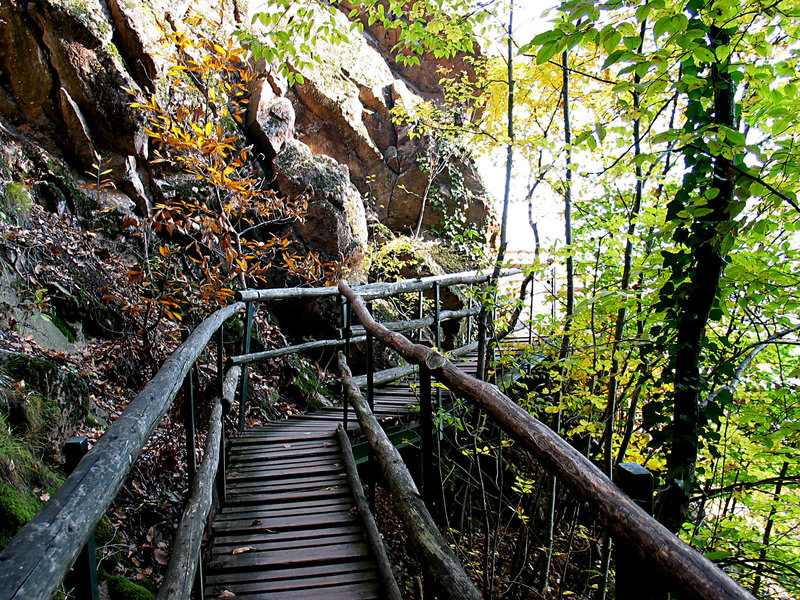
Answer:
[[118, 9, 344, 328]]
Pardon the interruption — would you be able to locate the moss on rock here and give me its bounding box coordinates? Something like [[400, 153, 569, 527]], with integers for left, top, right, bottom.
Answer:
[[105, 574, 155, 600], [0, 480, 39, 549]]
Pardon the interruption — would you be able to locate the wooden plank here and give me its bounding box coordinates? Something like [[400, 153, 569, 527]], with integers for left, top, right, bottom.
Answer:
[[217, 496, 349, 516], [212, 511, 357, 533], [205, 560, 375, 586], [206, 581, 381, 600], [229, 447, 339, 462], [209, 541, 370, 570], [226, 463, 343, 481], [211, 532, 364, 555], [224, 487, 350, 506], [204, 569, 377, 596], [212, 525, 363, 547], [227, 474, 347, 493]]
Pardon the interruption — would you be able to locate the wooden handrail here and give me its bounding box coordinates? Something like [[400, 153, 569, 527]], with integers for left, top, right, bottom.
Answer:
[[338, 353, 482, 600], [229, 308, 480, 366], [235, 268, 520, 302], [157, 365, 240, 600], [339, 281, 755, 600], [0, 302, 244, 600]]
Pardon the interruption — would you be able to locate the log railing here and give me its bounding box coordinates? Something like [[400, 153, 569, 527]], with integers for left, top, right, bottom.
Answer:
[[0, 302, 243, 600], [0, 269, 518, 600], [338, 280, 756, 600]]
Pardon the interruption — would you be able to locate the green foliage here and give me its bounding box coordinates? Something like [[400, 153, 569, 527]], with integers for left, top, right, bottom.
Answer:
[[464, 0, 800, 592], [239, 0, 351, 86]]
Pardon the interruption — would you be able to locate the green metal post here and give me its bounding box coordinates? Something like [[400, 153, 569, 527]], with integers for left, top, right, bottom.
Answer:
[[216, 325, 226, 503], [239, 301, 254, 432], [182, 329, 197, 482], [64, 436, 99, 600]]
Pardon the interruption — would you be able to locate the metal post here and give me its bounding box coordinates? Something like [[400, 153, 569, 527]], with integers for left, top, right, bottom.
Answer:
[[182, 329, 197, 482], [341, 297, 350, 429], [419, 367, 433, 505], [529, 277, 534, 345], [433, 281, 442, 423], [433, 282, 441, 350], [366, 302, 376, 511], [467, 294, 474, 344], [614, 463, 664, 600], [64, 436, 99, 600], [239, 301, 254, 432], [417, 290, 424, 343], [216, 325, 226, 504]]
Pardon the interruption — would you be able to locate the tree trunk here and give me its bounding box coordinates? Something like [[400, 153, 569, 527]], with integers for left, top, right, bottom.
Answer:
[[658, 25, 737, 533]]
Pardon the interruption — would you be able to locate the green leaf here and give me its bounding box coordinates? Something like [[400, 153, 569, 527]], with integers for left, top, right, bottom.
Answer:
[[653, 16, 671, 38], [537, 43, 561, 65]]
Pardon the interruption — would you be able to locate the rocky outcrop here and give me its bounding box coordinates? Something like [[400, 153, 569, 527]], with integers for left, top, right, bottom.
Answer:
[[0, 0, 153, 213], [279, 6, 491, 237], [274, 139, 368, 264], [0, 0, 492, 266]]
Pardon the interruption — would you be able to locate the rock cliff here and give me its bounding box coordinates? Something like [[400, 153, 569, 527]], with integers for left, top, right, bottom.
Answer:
[[0, 0, 491, 261]]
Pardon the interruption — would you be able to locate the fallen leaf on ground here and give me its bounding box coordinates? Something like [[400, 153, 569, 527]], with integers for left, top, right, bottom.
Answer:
[[232, 546, 255, 554]]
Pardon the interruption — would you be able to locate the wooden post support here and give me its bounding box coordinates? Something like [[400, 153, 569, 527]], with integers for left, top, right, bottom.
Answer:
[[336, 426, 403, 600], [614, 463, 664, 600], [239, 301, 254, 432], [337, 352, 482, 600], [181, 330, 197, 483], [64, 436, 98, 600]]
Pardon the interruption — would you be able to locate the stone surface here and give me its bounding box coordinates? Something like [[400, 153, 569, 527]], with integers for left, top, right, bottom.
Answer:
[[0, 0, 492, 247], [280, 6, 491, 237], [246, 79, 296, 163], [273, 139, 368, 262]]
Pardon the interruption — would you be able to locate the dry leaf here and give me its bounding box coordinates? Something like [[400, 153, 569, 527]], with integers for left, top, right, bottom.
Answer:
[[218, 591, 236, 598], [39, 492, 50, 502], [154, 548, 168, 565], [250, 519, 262, 526], [232, 546, 255, 554]]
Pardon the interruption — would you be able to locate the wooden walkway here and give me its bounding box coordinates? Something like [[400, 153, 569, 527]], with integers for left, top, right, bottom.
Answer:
[[204, 379, 429, 599], [203, 346, 488, 599]]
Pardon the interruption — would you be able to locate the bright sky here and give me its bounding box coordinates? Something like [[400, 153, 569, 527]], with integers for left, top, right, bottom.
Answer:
[[476, 0, 562, 255]]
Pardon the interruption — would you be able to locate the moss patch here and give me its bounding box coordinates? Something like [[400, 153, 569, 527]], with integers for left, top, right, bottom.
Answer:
[[0, 480, 43, 549], [1, 182, 33, 223], [105, 574, 155, 600]]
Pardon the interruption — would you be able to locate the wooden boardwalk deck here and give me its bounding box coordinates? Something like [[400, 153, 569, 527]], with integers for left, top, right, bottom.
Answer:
[[204, 379, 426, 599], [203, 349, 486, 599]]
